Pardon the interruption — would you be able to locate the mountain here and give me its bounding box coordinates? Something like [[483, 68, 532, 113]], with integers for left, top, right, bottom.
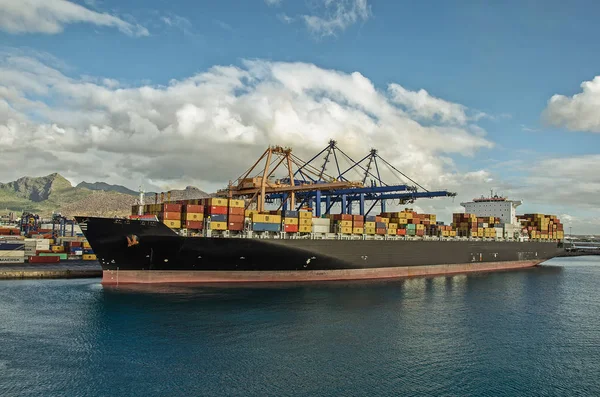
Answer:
[[0, 173, 213, 218], [76, 181, 138, 196]]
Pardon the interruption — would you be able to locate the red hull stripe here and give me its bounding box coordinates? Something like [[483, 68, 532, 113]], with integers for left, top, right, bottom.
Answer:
[[102, 260, 544, 285]]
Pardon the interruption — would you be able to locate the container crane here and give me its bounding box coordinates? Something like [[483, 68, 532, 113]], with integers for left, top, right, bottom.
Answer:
[[216, 145, 363, 212]]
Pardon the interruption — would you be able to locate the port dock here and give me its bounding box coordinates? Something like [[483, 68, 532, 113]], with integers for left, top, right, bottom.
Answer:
[[0, 261, 101, 280]]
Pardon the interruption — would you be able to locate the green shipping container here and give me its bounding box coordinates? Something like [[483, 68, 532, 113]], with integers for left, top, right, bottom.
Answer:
[[39, 253, 68, 260]]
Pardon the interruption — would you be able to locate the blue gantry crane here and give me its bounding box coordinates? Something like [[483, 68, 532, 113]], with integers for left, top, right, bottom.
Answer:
[[268, 140, 456, 216]]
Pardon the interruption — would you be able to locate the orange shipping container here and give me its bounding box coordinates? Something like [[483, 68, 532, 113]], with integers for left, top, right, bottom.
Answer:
[[183, 204, 203, 213], [228, 214, 244, 223], [228, 207, 244, 216], [160, 211, 181, 220]]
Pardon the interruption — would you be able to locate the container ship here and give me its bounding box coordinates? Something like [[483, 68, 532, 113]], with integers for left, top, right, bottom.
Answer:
[[73, 143, 565, 285]]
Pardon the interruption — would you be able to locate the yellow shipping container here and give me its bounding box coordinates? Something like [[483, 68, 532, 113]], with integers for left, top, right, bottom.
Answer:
[[397, 218, 408, 225], [162, 220, 181, 229], [365, 221, 376, 228], [83, 241, 91, 249], [381, 217, 390, 224], [82, 254, 97, 261], [340, 226, 352, 234], [228, 199, 245, 208], [365, 227, 376, 235], [210, 222, 227, 231], [388, 228, 397, 235], [184, 213, 204, 221], [245, 210, 259, 218], [416, 224, 425, 230], [51, 245, 64, 252], [284, 217, 299, 225], [450, 231, 456, 237], [442, 231, 449, 237], [353, 227, 364, 234], [207, 198, 228, 207], [299, 218, 312, 226], [403, 212, 413, 219], [337, 220, 352, 227], [430, 215, 436, 222], [299, 211, 312, 219], [388, 223, 398, 229], [299, 225, 311, 233], [471, 231, 478, 237], [252, 214, 281, 224]]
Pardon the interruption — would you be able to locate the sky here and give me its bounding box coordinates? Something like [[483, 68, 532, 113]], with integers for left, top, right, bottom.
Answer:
[[0, 0, 599, 233]]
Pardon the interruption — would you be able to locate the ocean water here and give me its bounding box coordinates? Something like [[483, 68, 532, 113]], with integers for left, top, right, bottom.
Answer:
[[1, 257, 599, 397]]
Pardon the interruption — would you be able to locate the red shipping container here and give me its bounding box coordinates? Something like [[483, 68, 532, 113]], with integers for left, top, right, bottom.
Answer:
[[376, 228, 386, 235], [375, 216, 383, 222], [228, 207, 244, 216], [206, 206, 228, 215], [285, 224, 299, 233], [353, 221, 364, 227], [352, 215, 364, 221], [160, 211, 181, 220], [185, 221, 203, 229], [333, 214, 353, 221], [70, 241, 82, 247], [29, 256, 60, 263], [227, 222, 244, 231], [397, 229, 407, 236], [163, 203, 182, 212], [184, 204, 204, 213], [228, 214, 244, 223], [416, 230, 424, 236]]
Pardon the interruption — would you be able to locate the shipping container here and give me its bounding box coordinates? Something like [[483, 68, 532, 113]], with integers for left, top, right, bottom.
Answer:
[[284, 217, 299, 225], [228, 207, 244, 216], [299, 225, 312, 233], [83, 254, 97, 261], [183, 204, 204, 213], [227, 222, 244, 231], [228, 199, 245, 208], [284, 224, 299, 233], [183, 213, 204, 221], [184, 221, 203, 229], [353, 227, 364, 234], [162, 220, 181, 229], [206, 198, 228, 207], [209, 222, 227, 231], [252, 222, 280, 232], [298, 211, 312, 219], [299, 218, 311, 226], [28, 255, 60, 263], [311, 225, 329, 234], [283, 210, 299, 218], [209, 214, 228, 222], [160, 211, 181, 220], [206, 206, 228, 215], [162, 203, 182, 212]]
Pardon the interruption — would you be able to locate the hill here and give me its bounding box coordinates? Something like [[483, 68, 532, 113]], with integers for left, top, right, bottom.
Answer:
[[0, 174, 212, 218], [76, 181, 138, 196]]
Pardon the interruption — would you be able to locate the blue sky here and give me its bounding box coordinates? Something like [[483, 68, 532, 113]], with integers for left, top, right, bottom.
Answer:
[[0, 0, 599, 232]]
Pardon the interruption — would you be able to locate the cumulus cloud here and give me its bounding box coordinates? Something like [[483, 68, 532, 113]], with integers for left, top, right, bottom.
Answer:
[[543, 76, 600, 133], [0, 0, 148, 36], [0, 51, 495, 200], [302, 0, 370, 37]]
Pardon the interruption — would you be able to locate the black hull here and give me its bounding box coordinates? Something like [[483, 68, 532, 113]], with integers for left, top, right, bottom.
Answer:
[[75, 217, 564, 273]]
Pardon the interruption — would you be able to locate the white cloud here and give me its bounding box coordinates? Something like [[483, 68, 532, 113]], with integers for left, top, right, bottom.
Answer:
[[0, 0, 148, 36], [388, 84, 469, 125], [265, 0, 282, 5], [0, 52, 494, 201], [302, 0, 371, 37], [543, 76, 600, 133]]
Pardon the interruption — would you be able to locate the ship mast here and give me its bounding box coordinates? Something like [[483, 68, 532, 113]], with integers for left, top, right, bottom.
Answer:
[[138, 185, 144, 216]]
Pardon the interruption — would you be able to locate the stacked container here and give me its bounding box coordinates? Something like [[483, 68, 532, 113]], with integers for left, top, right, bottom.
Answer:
[[298, 210, 312, 233], [331, 214, 352, 234], [159, 203, 182, 229], [181, 203, 204, 230], [352, 215, 364, 234], [252, 213, 281, 232], [205, 198, 228, 231], [364, 215, 376, 235], [282, 210, 299, 233], [0, 239, 25, 264], [226, 199, 245, 231], [517, 214, 564, 240], [311, 217, 330, 234]]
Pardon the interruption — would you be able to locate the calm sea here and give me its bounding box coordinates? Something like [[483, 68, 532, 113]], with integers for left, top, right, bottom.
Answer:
[[1, 256, 599, 396]]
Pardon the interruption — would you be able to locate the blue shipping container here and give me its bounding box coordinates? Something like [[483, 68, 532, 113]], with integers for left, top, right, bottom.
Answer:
[[365, 215, 376, 222], [376, 222, 386, 229], [0, 242, 25, 250], [283, 210, 298, 218], [83, 249, 94, 254], [252, 222, 281, 232], [208, 214, 227, 222]]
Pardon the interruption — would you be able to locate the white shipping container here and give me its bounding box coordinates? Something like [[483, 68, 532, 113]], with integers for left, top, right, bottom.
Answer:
[[0, 250, 25, 257], [495, 227, 504, 237], [74, 250, 83, 255], [312, 225, 330, 233], [0, 257, 25, 264], [312, 218, 331, 226]]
